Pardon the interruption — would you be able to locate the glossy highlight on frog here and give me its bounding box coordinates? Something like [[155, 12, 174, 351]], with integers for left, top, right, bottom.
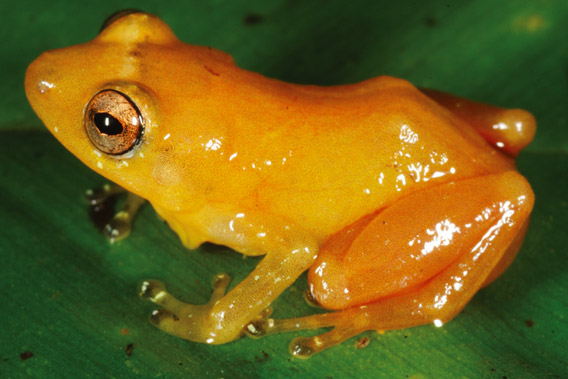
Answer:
[[25, 11, 536, 358]]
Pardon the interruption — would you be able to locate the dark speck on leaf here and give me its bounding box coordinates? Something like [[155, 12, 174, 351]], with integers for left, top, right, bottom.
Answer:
[[125, 343, 135, 356], [425, 17, 437, 27], [255, 350, 270, 363], [244, 13, 264, 26], [524, 319, 534, 327], [19, 351, 34, 361]]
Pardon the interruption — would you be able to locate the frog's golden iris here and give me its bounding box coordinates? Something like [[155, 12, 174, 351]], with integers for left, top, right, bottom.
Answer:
[[84, 90, 144, 155]]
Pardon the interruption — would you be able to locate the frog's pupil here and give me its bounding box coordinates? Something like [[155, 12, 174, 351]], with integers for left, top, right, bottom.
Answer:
[[94, 113, 123, 135]]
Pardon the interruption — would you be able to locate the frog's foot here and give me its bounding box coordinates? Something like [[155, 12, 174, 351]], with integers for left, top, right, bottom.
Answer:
[[421, 89, 536, 157], [86, 183, 146, 243], [246, 310, 367, 359], [140, 274, 272, 344]]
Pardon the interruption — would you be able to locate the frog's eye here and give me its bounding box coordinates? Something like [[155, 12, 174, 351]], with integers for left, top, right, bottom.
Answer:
[[84, 90, 143, 155]]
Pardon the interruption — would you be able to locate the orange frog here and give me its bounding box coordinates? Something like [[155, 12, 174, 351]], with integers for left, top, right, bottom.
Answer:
[[25, 11, 536, 358]]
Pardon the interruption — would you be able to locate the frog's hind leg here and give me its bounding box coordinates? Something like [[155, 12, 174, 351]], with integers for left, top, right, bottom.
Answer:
[[86, 183, 146, 242], [246, 171, 534, 358], [421, 89, 536, 157]]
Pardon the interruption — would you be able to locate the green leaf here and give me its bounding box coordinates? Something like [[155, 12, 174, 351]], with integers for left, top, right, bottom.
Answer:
[[2, 1, 567, 377]]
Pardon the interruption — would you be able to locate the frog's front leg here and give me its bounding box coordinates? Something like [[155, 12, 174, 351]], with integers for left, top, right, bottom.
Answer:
[[86, 183, 146, 242], [246, 171, 534, 358], [141, 209, 319, 344]]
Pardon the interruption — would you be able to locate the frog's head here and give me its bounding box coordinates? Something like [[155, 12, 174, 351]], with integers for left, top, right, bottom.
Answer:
[[25, 11, 234, 212]]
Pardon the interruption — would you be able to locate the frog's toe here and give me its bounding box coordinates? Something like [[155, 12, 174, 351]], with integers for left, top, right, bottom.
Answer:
[[243, 308, 275, 338], [289, 326, 365, 359], [289, 336, 322, 359], [303, 289, 322, 308], [140, 279, 188, 314], [140, 279, 166, 302], [103, 211, 133, 243], [209, 273, 230, 303], [85, 183, 122, 205], [105, 192, 146, 243], [149, 308, 178, 325], [148, 308, 199, 340], [140, 274, 233, 312]]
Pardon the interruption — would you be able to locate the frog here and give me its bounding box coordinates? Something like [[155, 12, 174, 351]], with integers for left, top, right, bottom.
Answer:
[[25, 11, 536, 358]]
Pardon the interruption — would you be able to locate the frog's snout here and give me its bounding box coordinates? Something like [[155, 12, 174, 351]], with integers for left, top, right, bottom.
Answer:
[[25, 50, 77, 142], [25, 54, 49, 106], [25, 52, 58, 125]]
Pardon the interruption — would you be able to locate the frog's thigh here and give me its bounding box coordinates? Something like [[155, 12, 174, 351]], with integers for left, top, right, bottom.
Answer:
[[357, 171, 533, 327], [254, 171, 533, 358], [310, 170, 533, 311], [421, 89, 536, 156]]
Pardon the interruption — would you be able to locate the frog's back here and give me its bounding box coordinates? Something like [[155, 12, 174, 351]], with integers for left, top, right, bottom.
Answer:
[[227, 75, 515, 241]]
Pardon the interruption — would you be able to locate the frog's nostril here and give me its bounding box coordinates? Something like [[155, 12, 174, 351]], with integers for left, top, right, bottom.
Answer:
[[100, 9, 145, 33]]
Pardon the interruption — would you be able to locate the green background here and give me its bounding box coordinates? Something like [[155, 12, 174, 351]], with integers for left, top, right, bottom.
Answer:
[[1, 0, 567, 377]]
